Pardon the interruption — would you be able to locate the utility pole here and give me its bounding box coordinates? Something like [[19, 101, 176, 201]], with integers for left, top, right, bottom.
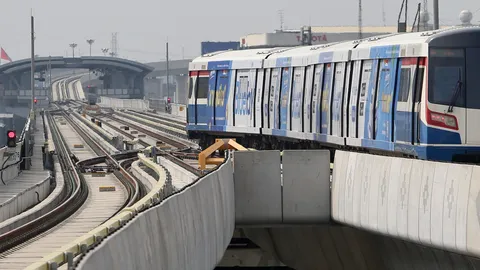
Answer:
[[47, 56, 51, 102], [433, 0, 439, 29], [166, 42, 170, 101], [358, 0, 363, 39], [30, 14, 35, 112]]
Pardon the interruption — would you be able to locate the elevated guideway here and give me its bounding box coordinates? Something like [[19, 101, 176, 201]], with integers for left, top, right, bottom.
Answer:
[[71, 148, 480, 269]]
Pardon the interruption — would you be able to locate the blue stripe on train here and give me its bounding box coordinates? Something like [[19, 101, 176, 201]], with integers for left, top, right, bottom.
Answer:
[[187, 104, 195, 124], [196, 104, 209, 125]]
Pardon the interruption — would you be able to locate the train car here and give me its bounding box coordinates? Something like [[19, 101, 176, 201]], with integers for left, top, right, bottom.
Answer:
[[187, 26, 480, 162]]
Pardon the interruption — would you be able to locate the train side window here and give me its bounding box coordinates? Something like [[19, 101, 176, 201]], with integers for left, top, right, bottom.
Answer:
[[196, 77, 209, 99], [397, 68, 411, 102], [188, 77, 195, 98]]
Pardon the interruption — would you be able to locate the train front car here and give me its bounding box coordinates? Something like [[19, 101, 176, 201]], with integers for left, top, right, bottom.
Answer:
[[422, 27, 480, 162]]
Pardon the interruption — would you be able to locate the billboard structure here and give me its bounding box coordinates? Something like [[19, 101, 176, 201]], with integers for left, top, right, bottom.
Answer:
[[201, 41, 239, 55]]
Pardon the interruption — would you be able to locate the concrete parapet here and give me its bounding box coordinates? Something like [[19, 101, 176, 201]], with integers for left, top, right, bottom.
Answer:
[[131, 160, 156, 191], [332, 150, 480, 257], [0, 160, 65, 234], [75, 157, 235, 270], [157, 156, 196, 189]]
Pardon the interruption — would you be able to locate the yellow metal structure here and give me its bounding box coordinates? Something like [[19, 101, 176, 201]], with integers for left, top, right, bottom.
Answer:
[[198, 138, 247, 170]]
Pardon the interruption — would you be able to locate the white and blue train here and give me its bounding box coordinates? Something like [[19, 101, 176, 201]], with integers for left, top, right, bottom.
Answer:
[[186, 27, 480, 162]]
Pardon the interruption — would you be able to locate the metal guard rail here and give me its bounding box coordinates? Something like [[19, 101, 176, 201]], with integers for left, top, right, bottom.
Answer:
[[25, 152, 169, 270]]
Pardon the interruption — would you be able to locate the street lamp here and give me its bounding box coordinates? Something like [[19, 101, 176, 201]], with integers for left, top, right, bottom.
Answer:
[[86, 39, 95, 56], [101, 48, 109, 56], [69, 43, 77, 58], [69, 43, 77, 74], [86, 39, 95, 83]]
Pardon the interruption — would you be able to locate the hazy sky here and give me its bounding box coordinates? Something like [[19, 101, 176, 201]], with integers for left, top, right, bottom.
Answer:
[[1, 0, 479, 63]]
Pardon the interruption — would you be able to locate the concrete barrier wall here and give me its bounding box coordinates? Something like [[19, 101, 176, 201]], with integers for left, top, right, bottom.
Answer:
[[0, 174, 51, 223], [99, 96, 149, 111], [0, 160, 64, 235], [131, 160, 156, 191], [331, 150, 480, 257], [76, 157, 235, 270], [70, 116, 119, 155], [157, 156, 196, 190], [234, 150, 330, 226]]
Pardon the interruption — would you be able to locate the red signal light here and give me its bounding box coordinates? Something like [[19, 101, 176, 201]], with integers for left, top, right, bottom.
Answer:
[[34, 98, 38, 104], [167, 98, 171, 103], [7, 131, 15, 139]]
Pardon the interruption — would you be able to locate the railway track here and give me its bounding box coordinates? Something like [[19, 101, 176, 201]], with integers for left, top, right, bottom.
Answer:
[[0, 113, 87, 254], [60, 110, 141, 207], [126, 109, 186, 131], [102, 114, 189, 149], [0, 109, 144, 269]]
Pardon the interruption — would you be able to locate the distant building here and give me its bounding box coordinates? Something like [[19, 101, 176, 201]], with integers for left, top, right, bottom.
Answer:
[[239, 25, 454, 49]]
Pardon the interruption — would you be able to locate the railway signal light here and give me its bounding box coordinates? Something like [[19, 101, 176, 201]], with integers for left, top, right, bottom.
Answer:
[[6, 130, 16, 148], [34, 98, 38, 104], [167, 97, 171, 103]]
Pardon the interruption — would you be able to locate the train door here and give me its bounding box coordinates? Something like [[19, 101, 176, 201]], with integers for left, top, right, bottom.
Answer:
[[321, 63, 334, 134], [312, 64, 324, 134], [207, 70, 217, 128], [394, 58, 417, 144], [374, 59, 397, 143], [291, 67, 305, 132], [214, 70, 231, 128], [255, 69, 265, 128], [234, 70, 253, 127], [303, 66, 314, 133], [331, 62, 346, 137], [187, 71, 197, 124], [263, 69, 271, 128], [269, 68, 281, 129], [348, 61, 362, 137], [194, 71, 210, 126], [279, 67, 292, 130], [357, 60, 373, 139]]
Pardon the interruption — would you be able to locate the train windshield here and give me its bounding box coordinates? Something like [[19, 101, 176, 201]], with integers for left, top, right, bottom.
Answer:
[[196, 77, 209, 98], [428, 48, 465, 107]]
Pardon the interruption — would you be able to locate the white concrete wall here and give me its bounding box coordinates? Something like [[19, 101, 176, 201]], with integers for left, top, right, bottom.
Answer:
[[99, 96, 149, 111], [331, 150, 480, 257], [76, 158, 235, 270], [0, 174, 51, 224], [0, 160, 65, 235], [157, 156, 196, 190], [131, 160, 157, 191]]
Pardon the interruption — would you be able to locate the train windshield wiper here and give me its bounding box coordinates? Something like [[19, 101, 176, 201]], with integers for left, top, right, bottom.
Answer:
[[448, 68, 462, 113]]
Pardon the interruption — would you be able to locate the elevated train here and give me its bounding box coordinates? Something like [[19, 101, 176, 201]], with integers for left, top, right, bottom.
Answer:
[[186, 27, 480, 162]]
